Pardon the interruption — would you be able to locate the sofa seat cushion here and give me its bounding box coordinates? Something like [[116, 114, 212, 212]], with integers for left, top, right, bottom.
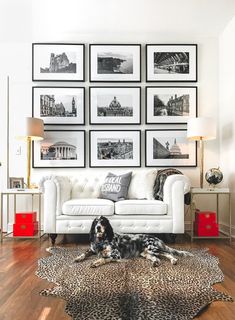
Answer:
[[62, 199, 114, 216], [115, 200, 167, 215]]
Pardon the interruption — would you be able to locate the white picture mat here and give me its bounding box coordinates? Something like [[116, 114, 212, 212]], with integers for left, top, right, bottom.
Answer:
[[33, 44, 84, 80], [90, 45, 140, 81], [90, 87, 140, 124], [146, 87, 197, 123], [33, 87, 84, 124], [34, 131, 85, 167], [146, 130, 196, 166], [147, 45, 197, 81], [90, 131, 140, 167]]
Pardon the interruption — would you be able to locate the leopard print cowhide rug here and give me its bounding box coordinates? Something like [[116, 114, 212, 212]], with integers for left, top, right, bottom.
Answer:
[[36, 247, 233, 320]]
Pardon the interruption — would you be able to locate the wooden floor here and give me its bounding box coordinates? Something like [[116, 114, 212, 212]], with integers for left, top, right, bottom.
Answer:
[[0, 235, 235, 320]]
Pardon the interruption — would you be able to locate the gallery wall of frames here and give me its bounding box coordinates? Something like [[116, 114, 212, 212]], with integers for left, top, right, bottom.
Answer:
[[32, 43, 198, 169]]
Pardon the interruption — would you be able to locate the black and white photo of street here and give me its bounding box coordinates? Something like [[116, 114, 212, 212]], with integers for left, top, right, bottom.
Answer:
[[40, 95, 77, 117], [153, 137, 189, 159], [97, 138, 133, 159], [98, 52, 133, 74], [41, 141, 77, 160], [97, 95, 133, 117], [154, 93, 189, 116], [40, 51, 77, 73], [154, 52, 189, 74]]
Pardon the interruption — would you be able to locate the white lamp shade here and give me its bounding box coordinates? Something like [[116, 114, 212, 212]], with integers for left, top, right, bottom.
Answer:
[[16, 117, 44, 141], [187, 117, 216, 141]]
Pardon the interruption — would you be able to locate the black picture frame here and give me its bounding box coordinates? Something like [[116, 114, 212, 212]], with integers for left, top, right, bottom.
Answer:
[[145, 86, 198, 124], [33, 130, 86, 168], [145, 129, 197, 167], [32, 86, 85, 125], [89, 130, 141, 168], [89, 86, 141, 125], [89, 44, 141, 82], [32, 43, 85, 82], [146, 44, 198, 82]]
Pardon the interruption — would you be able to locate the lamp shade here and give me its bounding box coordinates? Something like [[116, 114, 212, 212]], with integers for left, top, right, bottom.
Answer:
[[187, 117, 216, 141], [16, 117, 44, 141]]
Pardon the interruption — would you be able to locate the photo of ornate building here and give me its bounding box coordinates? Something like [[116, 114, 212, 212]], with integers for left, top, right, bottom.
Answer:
[[41, 141, 77, 160], [40, 52, 76, 73], [97, 96, 133, 117], [40, 95, 77, 117], [154, 94, 189, 116], [97, 139, 133, 159], [153, 138, 189, 159]]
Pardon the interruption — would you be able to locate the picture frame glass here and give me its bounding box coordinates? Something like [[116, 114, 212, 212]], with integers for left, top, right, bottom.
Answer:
[[90, 45, 141, 82], [146, 87, 197, 124], [90, 131, 140, 167], [33, 44, 84, 81], [33, 130, 85, 168], [33, 87, 85, 125], [90, 87, 140, 124], [146, 130, 196, 167], [146, 45, 197, 82]]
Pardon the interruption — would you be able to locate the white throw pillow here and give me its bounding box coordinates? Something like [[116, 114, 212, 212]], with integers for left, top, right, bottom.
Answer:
[[127, 169, 158, 200]]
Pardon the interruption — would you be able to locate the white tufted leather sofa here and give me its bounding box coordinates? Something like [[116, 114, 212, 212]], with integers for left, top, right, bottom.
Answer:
[[40, 170, 190, 236]]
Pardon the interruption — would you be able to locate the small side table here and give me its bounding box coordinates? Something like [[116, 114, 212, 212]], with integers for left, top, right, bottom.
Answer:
[[0, 189, 43, 241], [190, 187, 231, 243]]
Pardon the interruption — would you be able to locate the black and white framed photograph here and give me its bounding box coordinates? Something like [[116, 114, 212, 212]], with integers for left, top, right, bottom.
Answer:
[[89, 130, 141, 167], [32, 87, 85, 125], [146, 86, 197, 124], [32, 43, 85, 81], [145, 129, 197, 167], [89, 87, 141, 124], [33, 130, 85, 168], [146, 44, 197, 82], [89, 44, 141, 82]]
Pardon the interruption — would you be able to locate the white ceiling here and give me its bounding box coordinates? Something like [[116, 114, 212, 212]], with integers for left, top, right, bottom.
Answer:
[[1, 0, 235, 41]]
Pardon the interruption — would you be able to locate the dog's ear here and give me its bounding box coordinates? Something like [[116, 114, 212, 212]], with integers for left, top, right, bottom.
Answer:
[[89, 219, 97, 242], [104, 218, 114, 242]]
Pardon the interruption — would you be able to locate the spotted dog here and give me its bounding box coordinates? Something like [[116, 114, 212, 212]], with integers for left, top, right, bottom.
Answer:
[[72, 216, 193, 268]]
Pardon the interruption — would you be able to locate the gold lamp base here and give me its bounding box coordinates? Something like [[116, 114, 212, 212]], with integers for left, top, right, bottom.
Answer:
[[27, 136, 32, 189]]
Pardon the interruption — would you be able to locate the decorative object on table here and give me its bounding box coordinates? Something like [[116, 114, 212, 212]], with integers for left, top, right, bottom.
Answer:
[[89, 44, 141, 82], [9, 177, 24, 189], [36, 247, 233, 320], [89, 130, 141, 167], [187, 117, 216, 188], [145, 129, 197, 167], [13, 212, 38, 237], [146, 44, 197, 82], [100, 171, 132, 202], [89, 87, 141, 125], [33, 130, 85, 168], [16, 117, 44, 188], [32, 86, 85, 125], [32, 43, 85, 82], [146, 86, 197, 124], [194, 210, 219, 237], [205, 167, 223, 187]]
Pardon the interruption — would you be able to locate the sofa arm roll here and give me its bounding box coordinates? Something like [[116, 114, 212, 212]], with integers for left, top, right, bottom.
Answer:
[[39, 176, 72, 232], [163, 174, 191, 233]]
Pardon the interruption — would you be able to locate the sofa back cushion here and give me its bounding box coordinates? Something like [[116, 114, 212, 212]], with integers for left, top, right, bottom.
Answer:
[[70, 169, 158, 200]]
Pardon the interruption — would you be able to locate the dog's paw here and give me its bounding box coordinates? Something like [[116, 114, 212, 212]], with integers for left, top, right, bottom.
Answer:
[[46, 247, 53, 253], [90, 262, 98, 268], [171, 258, 178, 265], [74, 253, 85, 263], [152, 259, 161, 267]]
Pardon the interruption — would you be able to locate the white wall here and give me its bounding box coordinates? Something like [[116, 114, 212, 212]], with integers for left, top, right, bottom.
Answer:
[[2, 0, 234, 229], [219, 16, 235, 234]]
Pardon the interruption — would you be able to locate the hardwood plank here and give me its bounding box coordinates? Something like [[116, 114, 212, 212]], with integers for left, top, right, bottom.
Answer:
[[0, 235, 234, 320]]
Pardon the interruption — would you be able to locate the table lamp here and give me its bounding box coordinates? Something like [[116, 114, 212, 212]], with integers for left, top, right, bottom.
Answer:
[[17, 117, 44, 188], [187, 117, 216, 189]]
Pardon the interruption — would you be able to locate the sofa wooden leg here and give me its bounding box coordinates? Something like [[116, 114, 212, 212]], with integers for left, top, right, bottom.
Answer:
[[49, 234, 57, 246]]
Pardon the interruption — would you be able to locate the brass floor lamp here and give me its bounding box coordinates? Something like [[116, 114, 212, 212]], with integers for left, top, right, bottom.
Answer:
[[17, 117, 44, 189], [187, 117, 216, 189]]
